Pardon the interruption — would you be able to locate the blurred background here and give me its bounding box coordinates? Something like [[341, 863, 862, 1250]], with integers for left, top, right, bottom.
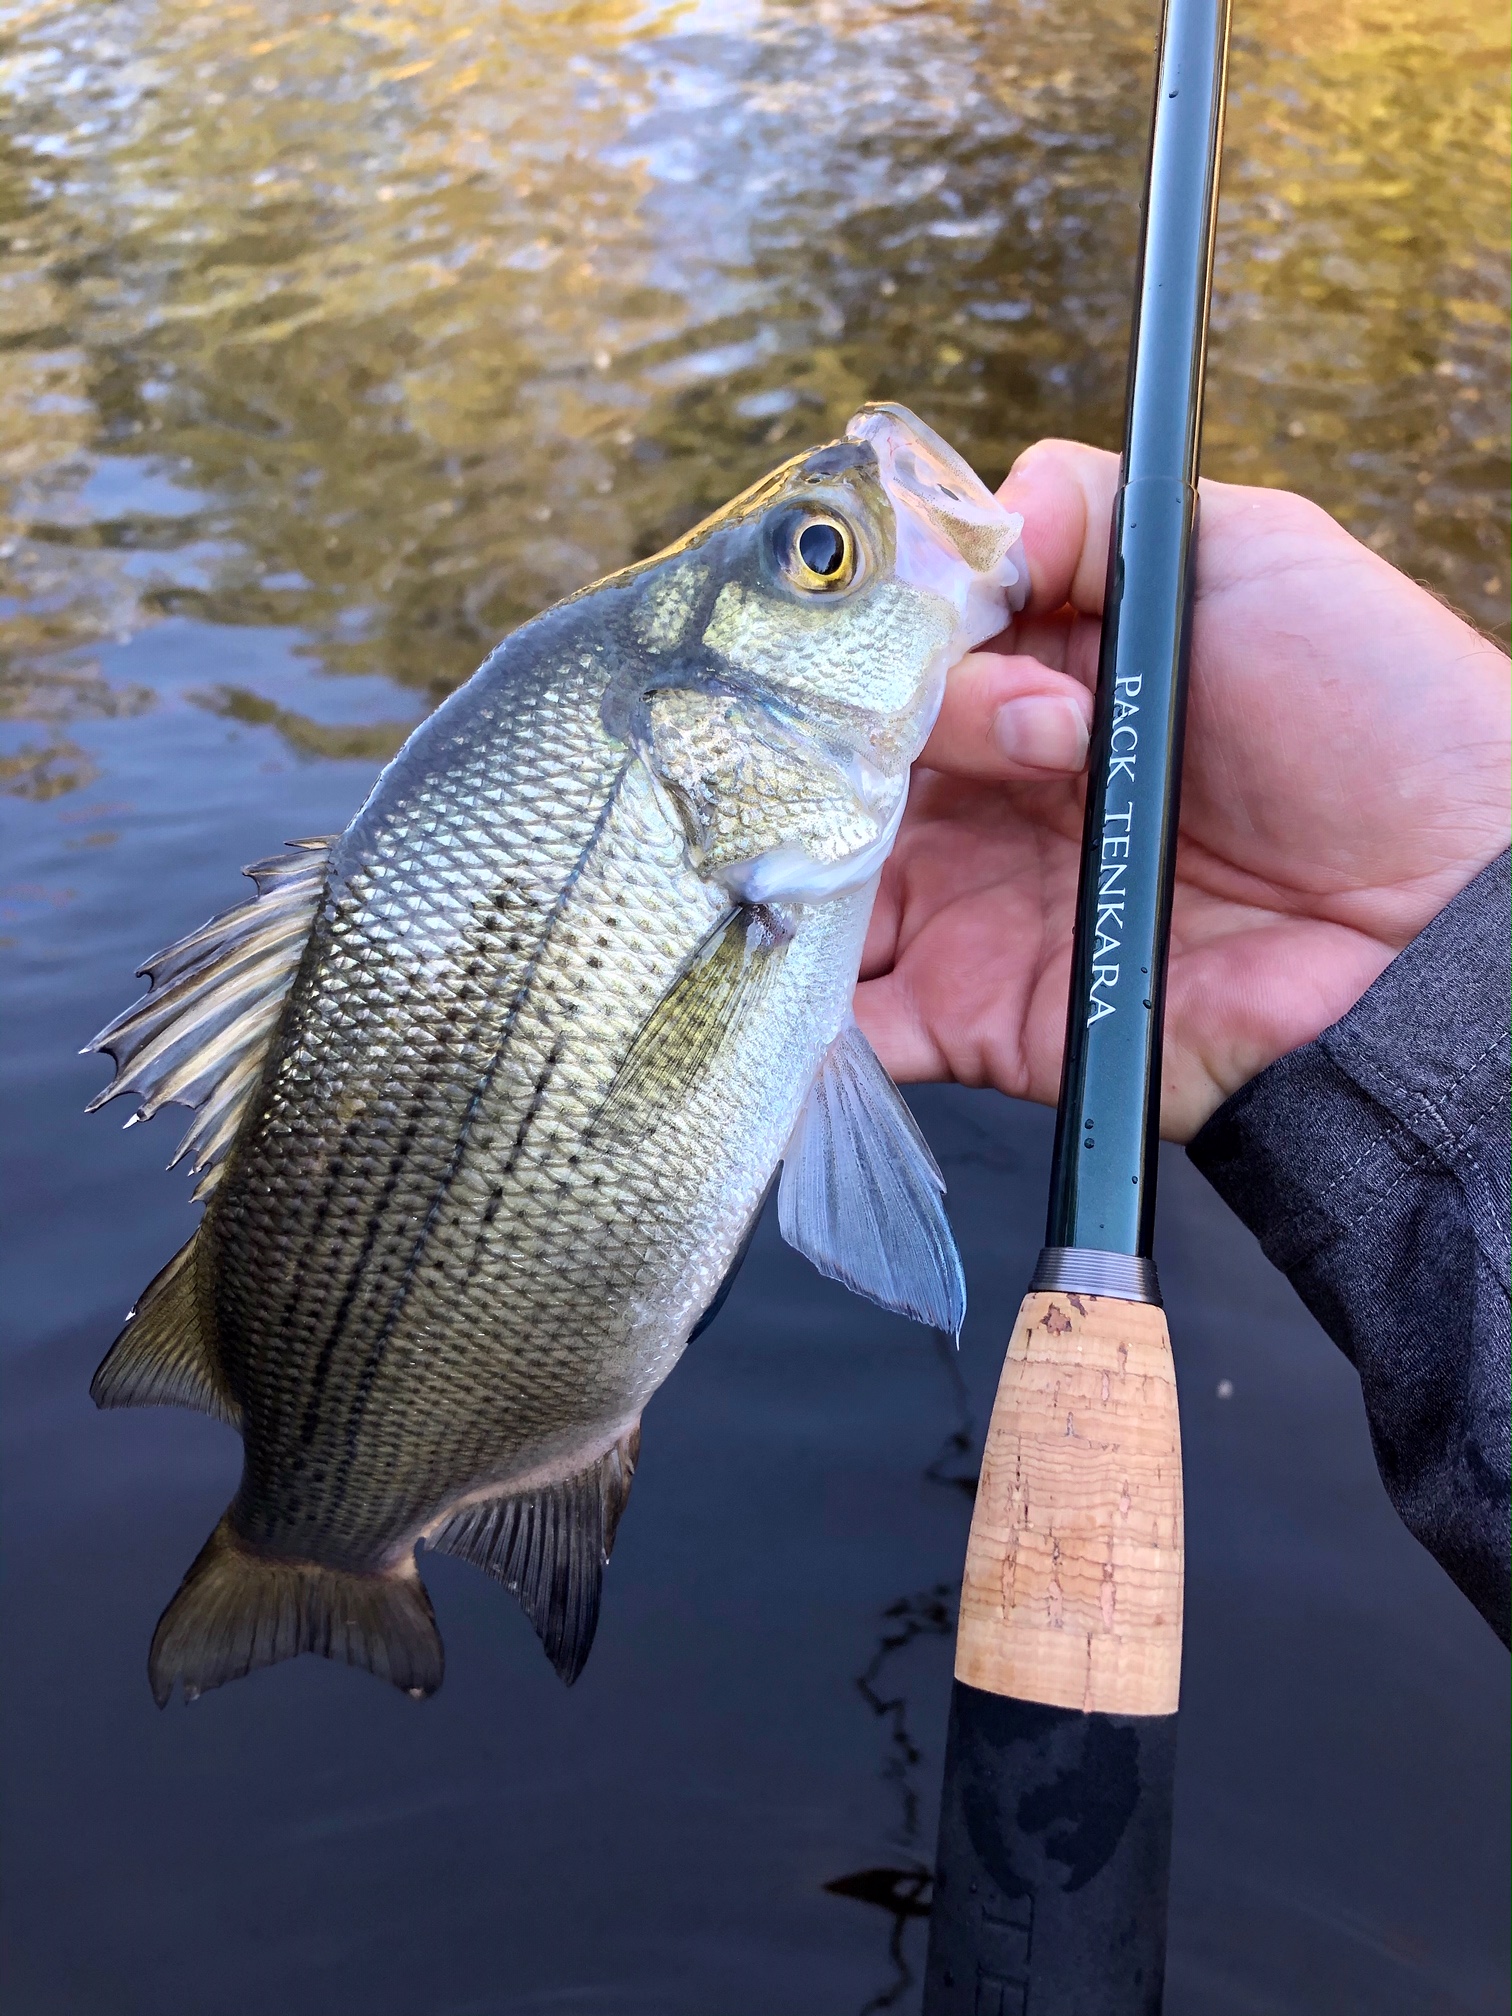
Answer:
[[1, 0, 1507, 2011]]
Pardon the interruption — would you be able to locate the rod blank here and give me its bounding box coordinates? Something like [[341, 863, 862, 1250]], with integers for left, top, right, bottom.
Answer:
[[1046, 0, 1231, 1261], [924, 0, 1232, 2006]]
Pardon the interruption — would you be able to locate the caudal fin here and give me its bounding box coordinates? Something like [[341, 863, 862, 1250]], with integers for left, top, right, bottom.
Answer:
[[148, 1514, 443, 1706]]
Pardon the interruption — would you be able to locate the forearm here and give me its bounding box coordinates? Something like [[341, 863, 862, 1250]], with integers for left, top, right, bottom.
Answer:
[[1188, 852, 1511, 1642]]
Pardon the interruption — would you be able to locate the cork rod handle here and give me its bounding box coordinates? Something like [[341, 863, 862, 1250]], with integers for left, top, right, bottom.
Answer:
[[955, 1289, 1184, 1718]]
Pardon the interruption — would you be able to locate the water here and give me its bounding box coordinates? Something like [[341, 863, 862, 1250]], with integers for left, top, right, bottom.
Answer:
[[1, 0, 1507, 2009]]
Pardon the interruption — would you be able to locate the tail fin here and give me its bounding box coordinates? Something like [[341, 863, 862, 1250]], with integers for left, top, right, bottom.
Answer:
[[148, 1514, 443, 1707]]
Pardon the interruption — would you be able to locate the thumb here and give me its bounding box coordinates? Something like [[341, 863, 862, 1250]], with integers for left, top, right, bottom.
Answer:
[[998, 438, 1121, 618], [921, 646, 1093, 781]]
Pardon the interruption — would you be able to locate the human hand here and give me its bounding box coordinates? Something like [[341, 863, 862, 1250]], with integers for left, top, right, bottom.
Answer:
[[857, 440, 1511, 1142]]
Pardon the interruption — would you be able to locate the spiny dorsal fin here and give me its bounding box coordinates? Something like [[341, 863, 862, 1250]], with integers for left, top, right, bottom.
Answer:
[[778, 1017, 966, 1337], [149, 1512, 443, 1707], [91, 1230, 239, 1427], [83, 838, 333, 1201], [592, 905, 790, 1140], [426, 1427, 641, 1685]]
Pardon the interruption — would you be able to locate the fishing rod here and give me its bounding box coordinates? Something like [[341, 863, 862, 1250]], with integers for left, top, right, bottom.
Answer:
[[922, 0, 1232, 2007]]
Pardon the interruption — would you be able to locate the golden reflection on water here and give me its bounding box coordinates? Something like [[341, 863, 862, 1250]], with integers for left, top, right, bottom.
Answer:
[[0, 0, 1506, 789]]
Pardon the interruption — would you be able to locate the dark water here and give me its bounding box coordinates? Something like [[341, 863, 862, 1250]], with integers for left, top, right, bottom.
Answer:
[[1, 1, 1507, 2010]]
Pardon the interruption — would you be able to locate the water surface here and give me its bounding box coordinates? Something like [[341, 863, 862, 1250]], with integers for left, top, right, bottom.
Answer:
[[1, 1, 1507, 2010]]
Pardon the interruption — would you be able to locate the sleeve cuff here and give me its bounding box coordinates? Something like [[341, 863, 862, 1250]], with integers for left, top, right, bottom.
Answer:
[[1187, 850, 1510, 1642]]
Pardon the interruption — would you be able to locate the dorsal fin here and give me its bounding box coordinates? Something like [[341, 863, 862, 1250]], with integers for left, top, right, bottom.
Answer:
[[83, 838, 333, 1201], [426, 1427, 641, 1685], [91, 1230, 240, 1427]]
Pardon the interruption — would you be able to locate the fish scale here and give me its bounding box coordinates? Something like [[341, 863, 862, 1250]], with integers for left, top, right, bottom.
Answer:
[[221, 642, 765, 1558], [84, 404, 1029, 1698]]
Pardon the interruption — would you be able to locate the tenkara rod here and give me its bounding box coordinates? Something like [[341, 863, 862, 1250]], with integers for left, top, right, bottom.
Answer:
[[922, 0, 1232, 2008]]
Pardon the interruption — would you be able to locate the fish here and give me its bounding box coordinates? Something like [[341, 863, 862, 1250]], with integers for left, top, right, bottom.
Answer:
[[84, 402, 1028, 1705]]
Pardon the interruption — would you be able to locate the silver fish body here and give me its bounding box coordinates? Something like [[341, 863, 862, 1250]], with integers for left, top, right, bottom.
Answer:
[[86, 405, 1027, 1701]]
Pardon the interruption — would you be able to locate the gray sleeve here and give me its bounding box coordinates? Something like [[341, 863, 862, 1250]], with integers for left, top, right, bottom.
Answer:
[[1188, 851, 1510, 1643]]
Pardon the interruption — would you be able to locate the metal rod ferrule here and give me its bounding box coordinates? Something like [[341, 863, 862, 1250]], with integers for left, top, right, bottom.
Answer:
[[1029, 1245, 1163, 1306]]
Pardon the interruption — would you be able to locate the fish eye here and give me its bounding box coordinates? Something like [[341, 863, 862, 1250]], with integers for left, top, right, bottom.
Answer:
[[776, 509, 860, 593], [798, 521, 845, 574]]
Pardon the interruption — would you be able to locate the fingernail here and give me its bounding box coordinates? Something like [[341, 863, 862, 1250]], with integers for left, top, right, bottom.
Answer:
[[992, 696, 1089, 772]]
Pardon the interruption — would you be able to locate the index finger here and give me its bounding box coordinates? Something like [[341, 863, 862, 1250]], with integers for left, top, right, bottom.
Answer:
[[998, 438, 1121, 619]]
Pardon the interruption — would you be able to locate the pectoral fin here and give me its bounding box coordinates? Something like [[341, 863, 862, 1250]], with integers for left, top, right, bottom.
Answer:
[[778, 1019, 966, 1336], [593, 905, 789, 1138]]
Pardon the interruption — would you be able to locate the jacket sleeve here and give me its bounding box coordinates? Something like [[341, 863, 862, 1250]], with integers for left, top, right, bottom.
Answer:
[[1188, 850, 1510, 1644]]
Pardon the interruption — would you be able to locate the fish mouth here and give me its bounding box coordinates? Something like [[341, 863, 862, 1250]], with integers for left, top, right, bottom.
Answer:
[[845, 401, 1029, 650]]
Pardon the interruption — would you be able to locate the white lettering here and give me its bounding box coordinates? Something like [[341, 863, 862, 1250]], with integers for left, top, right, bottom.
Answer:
[[1088, 797, 1134, 1025], [1087, 961, 1120, 1027]]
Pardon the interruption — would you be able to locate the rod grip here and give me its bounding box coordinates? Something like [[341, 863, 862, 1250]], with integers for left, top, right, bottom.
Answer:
[[923, 1292, 1186, 2014], [956, 1290, 1184, 1717], [924, 1682, 1177, 2015]]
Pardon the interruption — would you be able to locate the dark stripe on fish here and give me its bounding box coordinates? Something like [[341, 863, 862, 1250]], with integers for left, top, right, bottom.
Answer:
[[249, 877, 452, 1391], [256, 861, 557, 1392], [295, 1105, 432, 1450], [322, 765, 632, 1510]]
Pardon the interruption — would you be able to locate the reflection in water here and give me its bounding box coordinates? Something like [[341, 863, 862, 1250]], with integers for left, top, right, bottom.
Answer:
[[826, 1587, 954, 2015], [188, 685, 414, 765], [0, 0, 1505, 794], [826, 1327, 981, 2011], [0, 661, 153, 799], [924, 1327, 980, 1502]]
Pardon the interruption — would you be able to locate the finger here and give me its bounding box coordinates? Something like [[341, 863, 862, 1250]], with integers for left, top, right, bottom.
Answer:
[[922, 649, 1093, 781], [967, 607, 1104, 694], [854, 970, 948, 1085], [998, 438, 1121, 618], [1007, 608, 1104, 693]]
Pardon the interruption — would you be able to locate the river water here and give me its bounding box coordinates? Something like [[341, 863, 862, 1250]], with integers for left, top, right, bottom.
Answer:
[[1, 1, 1506, 2011]]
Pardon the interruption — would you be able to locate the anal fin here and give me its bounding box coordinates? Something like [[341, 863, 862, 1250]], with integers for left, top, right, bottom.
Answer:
[[91, 1231, 241, 1428], [427, 1427, 641, 1686]]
